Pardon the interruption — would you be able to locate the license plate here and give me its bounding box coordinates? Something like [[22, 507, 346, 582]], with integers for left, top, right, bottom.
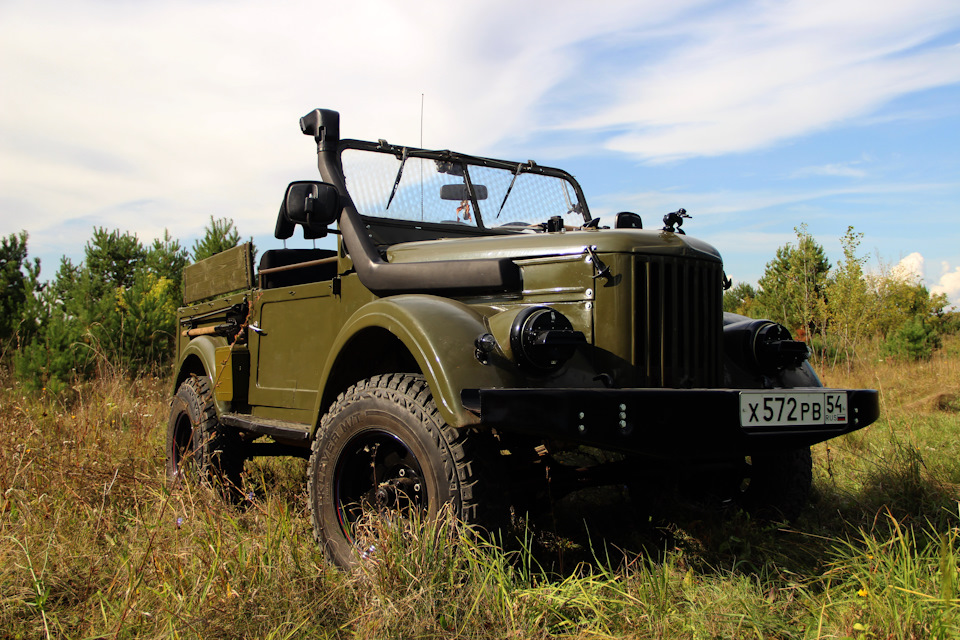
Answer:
[[739, 391, 848, 427]]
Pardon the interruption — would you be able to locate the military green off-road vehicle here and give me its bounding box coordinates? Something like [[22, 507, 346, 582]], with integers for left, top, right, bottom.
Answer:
[[168, 108, 879, 566]]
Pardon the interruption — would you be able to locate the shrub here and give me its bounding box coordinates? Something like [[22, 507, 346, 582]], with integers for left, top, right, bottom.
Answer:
[[882, 317, 940, 361]]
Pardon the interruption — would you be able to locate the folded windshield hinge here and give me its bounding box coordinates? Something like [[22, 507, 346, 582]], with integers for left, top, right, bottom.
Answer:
[[585, 245, 611, 280]]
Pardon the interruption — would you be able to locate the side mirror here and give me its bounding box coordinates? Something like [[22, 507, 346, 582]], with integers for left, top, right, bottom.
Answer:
[[440, 184, 488, 201], [283, 181, 340, 237]]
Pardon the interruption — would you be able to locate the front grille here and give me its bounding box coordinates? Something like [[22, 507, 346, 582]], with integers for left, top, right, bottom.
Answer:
[[634, 256, 723, 388]]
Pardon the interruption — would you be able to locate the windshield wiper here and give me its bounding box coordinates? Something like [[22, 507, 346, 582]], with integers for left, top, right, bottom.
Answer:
[[462, 165, 484, 227], [496, 161, 531, 219], [385, 147, 409, 210]]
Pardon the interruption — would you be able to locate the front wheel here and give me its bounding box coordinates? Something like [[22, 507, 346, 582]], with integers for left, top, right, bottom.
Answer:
[[736, 448, 812, 522], [308, 374, 486, 567]]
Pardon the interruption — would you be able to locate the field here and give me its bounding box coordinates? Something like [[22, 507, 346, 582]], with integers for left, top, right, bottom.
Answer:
[[2, 339, 959, 639]]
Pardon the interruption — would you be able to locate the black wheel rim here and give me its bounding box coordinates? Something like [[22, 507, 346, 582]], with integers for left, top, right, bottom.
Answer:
[[333, 428, 426, 541]]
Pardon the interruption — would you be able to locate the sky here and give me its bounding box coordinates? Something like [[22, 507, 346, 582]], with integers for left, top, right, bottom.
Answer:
[[2, 0, 959, 305]]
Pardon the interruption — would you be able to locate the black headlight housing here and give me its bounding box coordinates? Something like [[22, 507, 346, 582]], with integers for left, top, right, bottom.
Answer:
[[509, 306, 585, 372], [723, 318, 809, 376]]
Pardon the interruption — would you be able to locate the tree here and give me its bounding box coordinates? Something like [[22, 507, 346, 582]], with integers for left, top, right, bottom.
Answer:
[[15, 227, 188, 391], [868, 256, 945, 334], [754, 225, 830, 340], [144, 230, 189, 303], [115, 270, 180, 370], [723, 281, 758, 316], [0, 231, 38, 348], [145, 230, 189, 284], [192, 216, 242, 262], [825, 226, 874, 359], [84, 228, 146, 293], [883, 316, 940, 361]]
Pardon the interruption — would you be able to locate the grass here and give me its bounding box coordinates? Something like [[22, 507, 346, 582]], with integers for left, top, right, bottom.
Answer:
[[1, 338, 959, 639]]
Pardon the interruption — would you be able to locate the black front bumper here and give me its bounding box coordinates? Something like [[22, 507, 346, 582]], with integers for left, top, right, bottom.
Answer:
[[461, 387, 880, 460]]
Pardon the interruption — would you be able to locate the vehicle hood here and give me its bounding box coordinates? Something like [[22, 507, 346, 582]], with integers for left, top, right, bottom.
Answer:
[[385, 228, 722, 264]]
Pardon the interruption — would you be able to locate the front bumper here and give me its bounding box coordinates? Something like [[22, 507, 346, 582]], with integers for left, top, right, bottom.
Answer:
[[461, 387, 879, 460]]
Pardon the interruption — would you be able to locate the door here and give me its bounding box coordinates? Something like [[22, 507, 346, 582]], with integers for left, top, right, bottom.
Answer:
[[248, 279, 337, 422]]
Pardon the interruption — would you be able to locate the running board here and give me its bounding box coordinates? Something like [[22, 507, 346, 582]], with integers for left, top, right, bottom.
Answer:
[[220, 413, 311, 442]]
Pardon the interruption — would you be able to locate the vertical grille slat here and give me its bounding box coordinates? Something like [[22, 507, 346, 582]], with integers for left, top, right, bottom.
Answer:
[[634, 257, 723, 388]]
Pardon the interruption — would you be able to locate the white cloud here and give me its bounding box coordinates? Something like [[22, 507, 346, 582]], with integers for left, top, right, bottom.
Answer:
[[790, 162, 868, 178], [1, 0, 959, 272], [932, 263, 960, 307], [893, 252, 926, 281], [889, 254, 960, 307], [559, 0, 960, 161]]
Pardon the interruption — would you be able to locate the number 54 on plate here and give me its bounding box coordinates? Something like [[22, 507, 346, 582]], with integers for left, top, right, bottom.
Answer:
[[739, 391, 848, 427]]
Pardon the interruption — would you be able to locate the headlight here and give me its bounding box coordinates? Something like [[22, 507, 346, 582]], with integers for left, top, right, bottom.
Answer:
[[509, 306, 585, 372], [724, 319, 809, 375]]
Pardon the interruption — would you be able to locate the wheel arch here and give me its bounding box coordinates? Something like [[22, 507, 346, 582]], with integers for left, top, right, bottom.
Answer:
[[319, 326, 421, 419], [172, 335, 229, 414], [312, 295, 520, 435]]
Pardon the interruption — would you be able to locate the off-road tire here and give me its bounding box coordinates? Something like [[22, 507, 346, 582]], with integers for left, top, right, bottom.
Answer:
[[738, 448, 812, 522], [166, 376, 243, 493], [308, 374, 493, 567]]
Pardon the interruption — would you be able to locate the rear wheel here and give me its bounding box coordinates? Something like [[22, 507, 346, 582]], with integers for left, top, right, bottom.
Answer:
[[308, 374, 488, 567], [166, 376, 243, 492]]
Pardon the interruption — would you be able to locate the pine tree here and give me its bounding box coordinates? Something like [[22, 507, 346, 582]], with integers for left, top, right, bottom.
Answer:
[[192, 216, 242, 262], [84, 228, 146, 293], [0, 231, 34, 347], [15, 228, 188, 390]]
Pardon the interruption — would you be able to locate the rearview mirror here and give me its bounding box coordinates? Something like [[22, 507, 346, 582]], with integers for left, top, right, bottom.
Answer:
[[440, 184, 488, 201]]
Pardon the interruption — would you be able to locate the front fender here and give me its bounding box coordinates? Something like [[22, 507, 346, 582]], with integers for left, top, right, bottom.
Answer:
[[314, 295, 523, 431], [173, 335, 229, 414]]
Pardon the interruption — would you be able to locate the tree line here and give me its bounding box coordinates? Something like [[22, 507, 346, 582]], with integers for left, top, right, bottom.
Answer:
[[0, 219, 244, 393], [724, 225, 952, 363], [0, 222, 953, 393]]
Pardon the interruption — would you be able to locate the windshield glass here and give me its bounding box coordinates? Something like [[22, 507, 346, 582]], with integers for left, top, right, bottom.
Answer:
[[341, 145, 588, 230]]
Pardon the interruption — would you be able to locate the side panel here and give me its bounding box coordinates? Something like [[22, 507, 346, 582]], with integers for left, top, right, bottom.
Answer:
[[248, 279, 337, 422], [183, 243, 255, 304]]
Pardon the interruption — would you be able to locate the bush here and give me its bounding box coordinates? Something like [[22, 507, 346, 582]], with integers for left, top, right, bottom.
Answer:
[[882, 317, 940, 361], [808, 334, 846, 365], [13, 229, 187, 391]]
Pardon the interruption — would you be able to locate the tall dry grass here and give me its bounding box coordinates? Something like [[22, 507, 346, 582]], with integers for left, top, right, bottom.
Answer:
[[1, 338, 958, 639]]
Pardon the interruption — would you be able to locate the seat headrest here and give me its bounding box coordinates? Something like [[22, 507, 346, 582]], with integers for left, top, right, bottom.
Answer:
[[274, 198, 327, 240]]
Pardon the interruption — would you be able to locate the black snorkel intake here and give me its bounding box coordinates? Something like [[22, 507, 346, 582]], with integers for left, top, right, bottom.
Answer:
[[300, 109, 520, 296]]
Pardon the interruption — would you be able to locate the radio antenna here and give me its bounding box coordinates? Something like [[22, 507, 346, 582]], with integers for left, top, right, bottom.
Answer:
[[420, 94, 425, 220]]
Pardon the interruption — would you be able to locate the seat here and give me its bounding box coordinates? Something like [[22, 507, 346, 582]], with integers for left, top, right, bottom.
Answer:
[[258, 248, 338, 289]]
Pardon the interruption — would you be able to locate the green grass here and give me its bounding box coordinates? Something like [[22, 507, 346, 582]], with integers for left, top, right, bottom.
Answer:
[[2, 340, 959, 639]]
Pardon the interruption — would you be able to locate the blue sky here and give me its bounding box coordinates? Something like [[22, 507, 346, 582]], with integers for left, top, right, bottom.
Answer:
[[2, 0, 959, 304]]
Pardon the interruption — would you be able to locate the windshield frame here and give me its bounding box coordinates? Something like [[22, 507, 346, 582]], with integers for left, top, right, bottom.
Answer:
[[337, 138, 592, 231]]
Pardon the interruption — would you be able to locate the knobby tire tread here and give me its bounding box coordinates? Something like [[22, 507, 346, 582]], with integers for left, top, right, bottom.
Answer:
[[307, 374, 497, 558], [169, 376, 243, 492]]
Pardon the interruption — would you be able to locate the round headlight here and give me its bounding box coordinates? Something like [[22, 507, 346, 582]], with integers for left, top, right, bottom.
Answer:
[[509, 306, 584, 372], [724, 319, 809, 375]]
